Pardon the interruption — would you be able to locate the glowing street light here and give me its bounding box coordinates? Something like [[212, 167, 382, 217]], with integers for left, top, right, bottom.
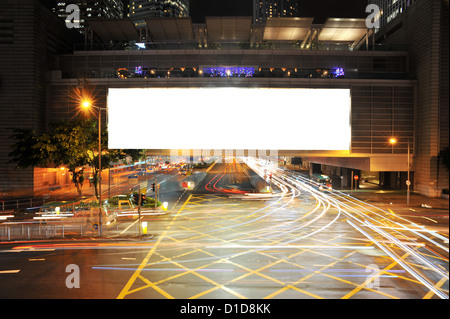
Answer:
[[82, 100, 91, 108]]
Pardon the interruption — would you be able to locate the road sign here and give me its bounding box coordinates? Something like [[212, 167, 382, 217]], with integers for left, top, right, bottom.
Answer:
[[93, 223, 99, 230], [354, 175, 359, 180], [406, 180, 411, 186]]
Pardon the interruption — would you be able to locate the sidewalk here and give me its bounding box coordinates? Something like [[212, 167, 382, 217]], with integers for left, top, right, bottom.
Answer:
[[340, 188, 449, 212], [339, 188, 449, 234]]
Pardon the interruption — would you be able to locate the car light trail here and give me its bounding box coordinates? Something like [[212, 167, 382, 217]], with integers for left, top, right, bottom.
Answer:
[[205, 245, 375, 250], [347, 219, 448, 299], [244, 159, 340, 243], [84, 158, 449, 300], [363, 220, 448, 280], [243, 157, 448, 299]]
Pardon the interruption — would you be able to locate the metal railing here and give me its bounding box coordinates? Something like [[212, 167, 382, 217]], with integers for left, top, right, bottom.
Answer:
[[73, 41, 409, 52], [1, 197, 36, 211], [0, 218, 156, 241], [0, 224, 91, 241], [0, 203, 165, 241]]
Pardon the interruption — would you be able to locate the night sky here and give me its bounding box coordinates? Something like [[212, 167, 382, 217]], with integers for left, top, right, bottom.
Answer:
[[189, 0, 368, 23], [39, 0, 369, 24]]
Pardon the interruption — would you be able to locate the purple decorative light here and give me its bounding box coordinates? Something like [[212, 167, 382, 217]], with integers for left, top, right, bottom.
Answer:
[[135, 66, 143, 75], [333, 68, 345, 77], [203, 67, 254, 77]]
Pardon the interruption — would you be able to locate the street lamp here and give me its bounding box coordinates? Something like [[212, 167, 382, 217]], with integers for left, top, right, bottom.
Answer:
[[82, 101, 91, 108], [389, 137, 411, 205], [82, 100, 107, 236]]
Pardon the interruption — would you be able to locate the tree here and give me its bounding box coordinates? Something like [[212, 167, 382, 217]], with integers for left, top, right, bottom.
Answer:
[[8, 128, 41, 168], [8, 118, 145, 198]]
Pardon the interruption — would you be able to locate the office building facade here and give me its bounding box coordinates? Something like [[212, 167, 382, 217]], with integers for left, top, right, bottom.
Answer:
[[372, 0, 449, 196], [52, 0, 125, 29], [253, 0, 300, 24], [369, 0, 418, 30], [0, 0, 448, 199], [128, 0, 189, 27], [0, 0, 83, 196]]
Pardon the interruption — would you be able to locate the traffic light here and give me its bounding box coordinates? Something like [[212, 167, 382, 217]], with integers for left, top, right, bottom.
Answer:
[[133, 194, 139, 205], [151, 183, 155, 192], [140, 193, 146, 205]]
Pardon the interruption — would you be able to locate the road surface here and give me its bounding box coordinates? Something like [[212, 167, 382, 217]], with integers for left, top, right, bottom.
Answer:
[[0, 160, 448, 300]]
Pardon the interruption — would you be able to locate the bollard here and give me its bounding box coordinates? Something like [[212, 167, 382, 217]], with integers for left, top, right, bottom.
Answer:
[[142, 221, 148, 235]]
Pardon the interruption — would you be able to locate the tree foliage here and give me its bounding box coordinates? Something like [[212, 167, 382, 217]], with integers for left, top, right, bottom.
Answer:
[[8, 128, 41, 168], [8, 118, 145, 198]]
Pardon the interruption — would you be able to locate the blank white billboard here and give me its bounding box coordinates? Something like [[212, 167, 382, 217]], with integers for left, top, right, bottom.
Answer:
[[108, 88, 351, 150]]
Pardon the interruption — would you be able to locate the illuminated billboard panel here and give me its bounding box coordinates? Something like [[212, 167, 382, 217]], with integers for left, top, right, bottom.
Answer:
[[108, 88, 351, 151]]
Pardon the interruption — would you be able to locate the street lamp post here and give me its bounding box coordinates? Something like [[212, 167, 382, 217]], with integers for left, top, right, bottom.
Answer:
[[407, 140, 411, 205], [390, 137, 411, 205], [83, 100, 107, 237], [98, 106, 102, 236]]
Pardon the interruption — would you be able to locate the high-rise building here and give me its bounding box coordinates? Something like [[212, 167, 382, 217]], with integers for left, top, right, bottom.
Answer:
[[369, 0, 418, 30], [253, 0, 300, 24], [128, 0, 189, 27], [52, 0, 125, 29], [1, 0, 447, 200], [372, 0, 448, 197], [0, 0, 83, 195]]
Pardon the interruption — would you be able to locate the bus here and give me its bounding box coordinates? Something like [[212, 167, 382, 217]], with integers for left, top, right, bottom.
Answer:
[[311, 174, 333, 190]]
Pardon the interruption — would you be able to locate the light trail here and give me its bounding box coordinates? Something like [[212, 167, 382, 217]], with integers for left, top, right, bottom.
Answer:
[[30, 157, 444, 299], [347, 219, 448, 299], [245, 158, 340, 243], [261, 161, 448, 299]]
